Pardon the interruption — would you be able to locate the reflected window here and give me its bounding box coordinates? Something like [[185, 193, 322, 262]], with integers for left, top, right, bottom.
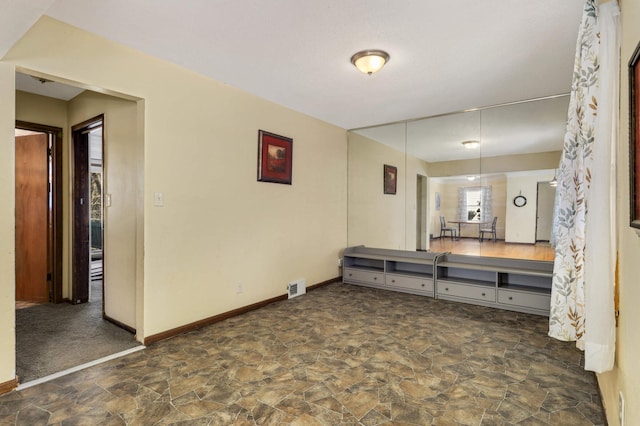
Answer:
[[465, 188, 482, 221], [458, 186, 492, 222]]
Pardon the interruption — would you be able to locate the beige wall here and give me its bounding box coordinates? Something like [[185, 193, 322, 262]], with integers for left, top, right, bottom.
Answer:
[[0, 16, 347, 384], [439, 183, 461, 232], [598, 0, 640, 424], [505, 174, 551, 244], [16, 90, 67, 126], [480, 151, 561, 175], [428, 150, 561, 177], [405, 154, 430, 251], [429, 180, 443, 238], [347, 131, 430, 251], [348, 132, 406, 250], [68, 91, 139, 328], [0, 63, 16, 385]]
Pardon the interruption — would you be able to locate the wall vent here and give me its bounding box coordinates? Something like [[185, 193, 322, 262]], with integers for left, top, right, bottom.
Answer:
[[287, 279, 306, 299]]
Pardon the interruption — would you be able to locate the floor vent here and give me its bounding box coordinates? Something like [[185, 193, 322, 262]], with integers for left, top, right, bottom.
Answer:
[[287, 279, 306, 299]]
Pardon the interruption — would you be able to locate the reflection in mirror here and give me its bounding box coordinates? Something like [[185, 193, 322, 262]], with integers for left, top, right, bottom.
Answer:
[[347, 95, 569, 261], [348, 122, 409, 250], [429, 170, 556, 260]]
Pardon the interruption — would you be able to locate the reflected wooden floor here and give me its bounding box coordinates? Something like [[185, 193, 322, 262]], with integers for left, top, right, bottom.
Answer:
[[428, 237, 555, 261]]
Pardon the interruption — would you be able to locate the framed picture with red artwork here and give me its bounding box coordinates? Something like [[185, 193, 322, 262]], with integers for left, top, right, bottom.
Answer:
[[384, 164, 397, 195], [257, 130, 293, 185]]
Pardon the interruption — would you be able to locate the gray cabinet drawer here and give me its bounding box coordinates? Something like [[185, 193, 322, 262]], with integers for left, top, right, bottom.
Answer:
[[387, 274, 433, 292], [343, 268, 384, 285], [498, 290, 550, 311], [438, 281, 495, 302]]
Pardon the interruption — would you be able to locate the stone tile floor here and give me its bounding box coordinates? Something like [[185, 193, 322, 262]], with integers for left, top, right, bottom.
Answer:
[[0, 283, 605, 425]]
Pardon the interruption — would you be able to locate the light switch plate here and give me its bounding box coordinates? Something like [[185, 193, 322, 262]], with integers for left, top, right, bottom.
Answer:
[[154, 192, 164, 207]]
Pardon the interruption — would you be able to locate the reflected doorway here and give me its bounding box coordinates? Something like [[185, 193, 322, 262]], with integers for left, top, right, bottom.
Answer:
[[416, 174, 428, 250], [536, 182, 556, 242]]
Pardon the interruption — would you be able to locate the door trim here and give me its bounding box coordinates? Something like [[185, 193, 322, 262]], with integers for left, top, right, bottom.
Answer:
[[71, 115, 104, 305], [15, 121, 63, 303]]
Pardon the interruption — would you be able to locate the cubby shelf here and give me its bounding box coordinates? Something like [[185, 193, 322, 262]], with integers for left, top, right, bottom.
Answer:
[[342, 246, 553, 316]]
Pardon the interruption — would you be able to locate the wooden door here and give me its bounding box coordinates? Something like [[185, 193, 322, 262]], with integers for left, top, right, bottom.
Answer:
[[72, 129, 90, 304], [15, 133, 49, 302]]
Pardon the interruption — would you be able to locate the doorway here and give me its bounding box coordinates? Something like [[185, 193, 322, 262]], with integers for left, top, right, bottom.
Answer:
[[15, 115, 140, 385], [536, 181, 556, 242], [13, 77, 143, 385], [72, 116, 104, 305], [416, 174, 428, 251], [14, 123, 63, 305]]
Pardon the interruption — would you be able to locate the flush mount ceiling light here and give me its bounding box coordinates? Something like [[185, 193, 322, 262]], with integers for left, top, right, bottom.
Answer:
[[467, 176, 477, 181], [350, 50, 390, 75], [462, 140, 480, 149], [31, 75, 53, 84], [549, 171, 558, 187]]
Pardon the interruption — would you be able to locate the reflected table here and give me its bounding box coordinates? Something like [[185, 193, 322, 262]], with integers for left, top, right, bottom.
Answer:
[[448, 220, 490, 240]]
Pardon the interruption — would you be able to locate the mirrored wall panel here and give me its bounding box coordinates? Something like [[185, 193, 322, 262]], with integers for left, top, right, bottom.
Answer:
[[347, 95, 569, 261]]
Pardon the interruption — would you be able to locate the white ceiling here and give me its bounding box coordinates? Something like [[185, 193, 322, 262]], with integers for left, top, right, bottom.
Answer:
[[2, 0, 583, 131], [352, 95, 570, 162], [15, 72, 84, 101]]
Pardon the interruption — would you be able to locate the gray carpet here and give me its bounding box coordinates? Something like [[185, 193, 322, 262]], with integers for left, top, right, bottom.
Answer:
[[15, 280, 141, 383]]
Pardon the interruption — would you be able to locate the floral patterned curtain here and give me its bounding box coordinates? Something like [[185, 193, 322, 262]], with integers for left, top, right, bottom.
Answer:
[[549, 0, 619, 373], [481, 186, 492, 223], [457, 188, 466, 220]]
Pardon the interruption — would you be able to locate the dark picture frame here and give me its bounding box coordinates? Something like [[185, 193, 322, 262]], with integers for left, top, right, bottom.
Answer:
[[257, 130, 293, 185], [630, 42, 640, 228], [384, 164, 397, 195]]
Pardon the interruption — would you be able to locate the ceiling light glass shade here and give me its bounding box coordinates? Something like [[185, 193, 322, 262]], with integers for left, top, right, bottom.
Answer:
[[31, 75, 53, 84], [462, 140, 480, 149], [351, 50, 390, 75], [549, 176, 558, 187], [467, 175, 476, 181]]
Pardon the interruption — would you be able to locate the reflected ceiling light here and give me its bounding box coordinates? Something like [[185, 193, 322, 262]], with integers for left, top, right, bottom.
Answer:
[[350, 50, 390, 75], [467, 176, 477, 181], [462, 140, 480, 149], [31, 75, 53, 84]]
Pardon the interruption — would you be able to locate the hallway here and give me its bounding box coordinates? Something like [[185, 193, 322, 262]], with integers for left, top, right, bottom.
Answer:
[[15, 278, 140, 384]]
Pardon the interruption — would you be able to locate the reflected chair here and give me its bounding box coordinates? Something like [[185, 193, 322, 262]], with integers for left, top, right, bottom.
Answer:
[[479, 216, 498, 242], [439, 216, 457, 240]]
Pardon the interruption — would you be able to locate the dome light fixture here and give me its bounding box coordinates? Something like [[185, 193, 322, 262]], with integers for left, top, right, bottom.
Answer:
[[31, 75, 53, 84], [467, 175, 477, 181], [350, 50, 390, 75], [549, 171, 558, 187], [462, 140, 480, 149]]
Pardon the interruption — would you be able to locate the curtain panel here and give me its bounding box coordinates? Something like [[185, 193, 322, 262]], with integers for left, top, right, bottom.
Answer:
[[549, 0, 619, 373], [482, 186, 492, 223]]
